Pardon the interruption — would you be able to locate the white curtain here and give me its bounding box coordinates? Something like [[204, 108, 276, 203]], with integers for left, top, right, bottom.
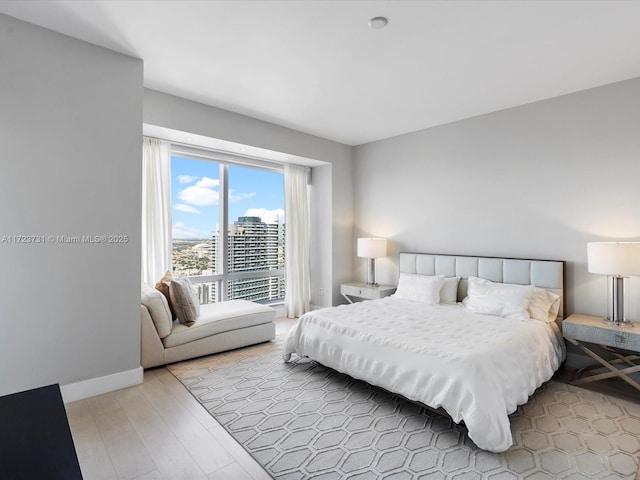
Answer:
[[284, 164, 311, 318], [141, 137, 172, 286]]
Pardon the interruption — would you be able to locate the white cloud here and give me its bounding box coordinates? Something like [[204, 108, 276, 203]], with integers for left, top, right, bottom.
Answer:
[[196, 177, 219, 188], [174, 203, 200, 214], [245, 208, 285, 223], [172, 222, 211, 239], [229, 190, 256, 202], [178, 175, 198, 184], [178, 176, 220, 206]]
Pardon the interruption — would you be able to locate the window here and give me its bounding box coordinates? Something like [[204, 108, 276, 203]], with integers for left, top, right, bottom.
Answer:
[[170, 149, 285, 304]]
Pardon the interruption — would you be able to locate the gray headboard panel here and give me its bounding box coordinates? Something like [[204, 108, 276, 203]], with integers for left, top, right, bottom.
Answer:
[[399, 253, 566, 320]]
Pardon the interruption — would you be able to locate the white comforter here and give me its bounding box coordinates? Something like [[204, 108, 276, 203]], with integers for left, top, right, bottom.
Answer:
[[282, 297, 565, 452]]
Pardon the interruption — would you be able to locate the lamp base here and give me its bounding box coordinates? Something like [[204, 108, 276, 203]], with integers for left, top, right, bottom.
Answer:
[[603, 318, 634, 328], [366, 258, 377, 287]]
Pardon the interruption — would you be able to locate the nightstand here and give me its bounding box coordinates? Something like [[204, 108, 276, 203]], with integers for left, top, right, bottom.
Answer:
[[562, 313, 640, 392], [340, 282, 396, 304]]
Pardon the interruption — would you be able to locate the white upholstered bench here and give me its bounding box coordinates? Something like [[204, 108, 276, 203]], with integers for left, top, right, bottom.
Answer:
[[140, 283, 276, 368]]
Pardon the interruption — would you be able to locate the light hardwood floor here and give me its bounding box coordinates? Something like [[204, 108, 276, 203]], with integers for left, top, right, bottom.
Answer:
[[65, 318, 296, 480], [66, 368, 271, 480]]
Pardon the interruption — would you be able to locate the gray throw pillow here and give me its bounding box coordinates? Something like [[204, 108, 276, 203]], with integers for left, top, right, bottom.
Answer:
[[169, 276, 199, 326]]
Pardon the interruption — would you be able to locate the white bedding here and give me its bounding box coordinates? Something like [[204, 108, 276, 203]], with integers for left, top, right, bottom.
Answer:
[[282, 297, 566, 452]]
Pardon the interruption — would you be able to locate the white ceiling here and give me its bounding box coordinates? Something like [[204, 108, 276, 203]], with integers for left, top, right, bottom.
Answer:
[[2, 0, 640, 146]]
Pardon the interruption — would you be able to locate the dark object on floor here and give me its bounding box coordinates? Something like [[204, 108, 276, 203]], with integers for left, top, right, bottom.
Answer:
[[0, 384, 83, 480]]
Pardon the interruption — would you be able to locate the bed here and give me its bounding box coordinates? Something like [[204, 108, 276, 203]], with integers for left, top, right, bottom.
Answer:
[[283, 253, 566, 452]]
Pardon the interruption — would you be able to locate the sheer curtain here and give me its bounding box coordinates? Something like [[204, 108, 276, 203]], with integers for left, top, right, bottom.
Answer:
[[141, 137, 172, 285], [284, 164, 311, 318]]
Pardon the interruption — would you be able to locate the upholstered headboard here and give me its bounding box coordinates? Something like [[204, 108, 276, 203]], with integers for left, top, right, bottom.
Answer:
[[399, 253, 566, 320]]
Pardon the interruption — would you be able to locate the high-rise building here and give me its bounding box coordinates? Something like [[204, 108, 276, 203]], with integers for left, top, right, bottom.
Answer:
[[228, 216, 285, 302], [195, 282, 213, 305], [207, 216, 285, 303], [228, 216, 282, 271]]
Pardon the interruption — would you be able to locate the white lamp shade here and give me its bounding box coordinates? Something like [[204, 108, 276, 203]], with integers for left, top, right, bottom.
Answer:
[[587, 242, 640, 276], [357, 238, 387, 259]]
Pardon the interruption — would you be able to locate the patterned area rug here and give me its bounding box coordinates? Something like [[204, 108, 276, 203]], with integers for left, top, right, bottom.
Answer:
[[168, 337, 640, 479]]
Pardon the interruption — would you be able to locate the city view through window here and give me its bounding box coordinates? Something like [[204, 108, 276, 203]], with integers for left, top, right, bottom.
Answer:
[[171, 155, 285, 304]]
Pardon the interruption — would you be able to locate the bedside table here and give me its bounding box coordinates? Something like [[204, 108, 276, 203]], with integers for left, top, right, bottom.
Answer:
[[562, 313, 640, 392], [340, 282, 396, 304]]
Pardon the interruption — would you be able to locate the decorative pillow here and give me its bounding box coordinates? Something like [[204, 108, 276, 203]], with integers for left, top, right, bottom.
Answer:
[[169, 276, 200, 327], [155, 271, 176, 320], [440, 277, 461, 304], [528, 287, 561, 323], [393, 273, 445, 305], [462, 277, 534, 321]]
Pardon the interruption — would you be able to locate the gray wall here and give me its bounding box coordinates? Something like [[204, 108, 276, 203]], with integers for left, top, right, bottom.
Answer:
[[0, 14, 142, 395], [143, 89, 353, 307], [354, 78, 640, 321]]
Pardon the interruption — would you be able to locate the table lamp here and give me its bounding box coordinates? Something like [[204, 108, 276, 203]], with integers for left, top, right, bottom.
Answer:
[[357, 238, 387, 287], [587, 242, 640, 327]]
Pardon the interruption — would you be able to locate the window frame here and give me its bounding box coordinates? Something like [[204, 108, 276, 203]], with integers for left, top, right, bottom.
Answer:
[[170, 143, 285, 304]]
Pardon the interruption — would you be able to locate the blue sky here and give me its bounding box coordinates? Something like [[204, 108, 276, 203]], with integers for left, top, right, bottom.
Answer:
[[171, 156, 284, 239]]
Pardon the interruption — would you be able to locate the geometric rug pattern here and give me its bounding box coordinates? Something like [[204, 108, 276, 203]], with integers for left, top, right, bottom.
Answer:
[[168, 336, 640, 479]]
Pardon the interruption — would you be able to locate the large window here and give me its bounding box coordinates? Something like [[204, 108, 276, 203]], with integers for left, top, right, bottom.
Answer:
[[170, 150, 285, 304]]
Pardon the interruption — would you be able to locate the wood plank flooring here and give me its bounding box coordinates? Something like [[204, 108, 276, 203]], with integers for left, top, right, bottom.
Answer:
[[66, 367, 271, 480]]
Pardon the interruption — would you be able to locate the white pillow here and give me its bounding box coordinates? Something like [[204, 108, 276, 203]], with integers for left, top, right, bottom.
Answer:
[[440, 277, 460, 304], [528, 287, 561, 323], [462, 277, 534, 321], [394, 273, 445, 305]]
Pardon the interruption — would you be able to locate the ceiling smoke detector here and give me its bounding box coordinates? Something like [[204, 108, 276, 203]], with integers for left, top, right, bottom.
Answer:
[[368, 16, 388, 30]]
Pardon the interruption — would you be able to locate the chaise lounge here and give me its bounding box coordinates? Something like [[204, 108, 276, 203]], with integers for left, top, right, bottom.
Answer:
[[140, 283, 276, 368]]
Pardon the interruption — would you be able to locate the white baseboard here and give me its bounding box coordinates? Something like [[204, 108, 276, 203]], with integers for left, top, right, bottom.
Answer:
[[60, 366, 143, 404]]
